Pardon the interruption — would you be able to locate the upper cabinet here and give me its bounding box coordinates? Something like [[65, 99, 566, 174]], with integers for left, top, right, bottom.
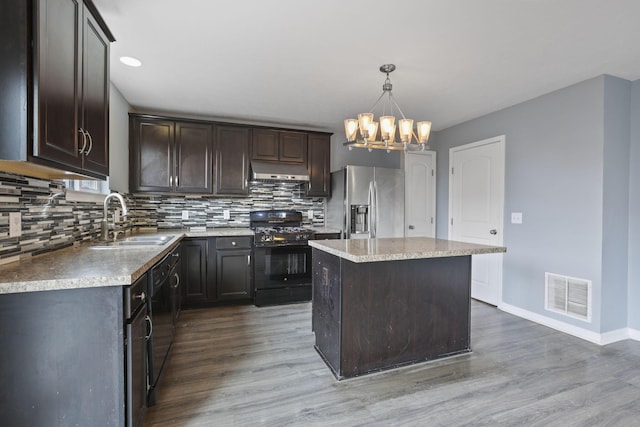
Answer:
[[129, 115, 213, 194], [129, 113, 331, 196], [214, 125, 250, 195], [306, 133, 331, 197], [0, 0, 114, 180], [252, 130, 307, 164]]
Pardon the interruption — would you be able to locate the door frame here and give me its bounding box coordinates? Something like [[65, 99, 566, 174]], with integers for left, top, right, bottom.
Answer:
[[404, 151, 437, 238], [448, 135, 505, 306]]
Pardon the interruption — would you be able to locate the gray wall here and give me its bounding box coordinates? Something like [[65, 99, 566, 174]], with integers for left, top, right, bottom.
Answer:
[[601, 76, 631, 331], [433, 76, 609, 333], [629, 80, 640, 331], [108, 83, 130, 193]]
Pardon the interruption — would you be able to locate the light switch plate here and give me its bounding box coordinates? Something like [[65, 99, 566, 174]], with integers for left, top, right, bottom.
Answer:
[[511, 212, 523, 224], [223, 209, 230, 220], [182, 210, 189, 220], [308, 210, 314, 219], [9, 212, 21, 237], [114, 209, 121, 223]]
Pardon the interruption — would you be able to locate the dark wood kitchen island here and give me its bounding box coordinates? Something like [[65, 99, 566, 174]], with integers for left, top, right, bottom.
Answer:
[[308, 237, 506, 380]]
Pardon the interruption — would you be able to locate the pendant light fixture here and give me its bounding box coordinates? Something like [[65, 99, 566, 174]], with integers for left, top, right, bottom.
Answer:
[[344, 64, 432, 152]]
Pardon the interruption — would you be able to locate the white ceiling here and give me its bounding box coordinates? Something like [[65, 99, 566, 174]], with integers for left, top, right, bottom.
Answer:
[[94, 0, 640, 137]]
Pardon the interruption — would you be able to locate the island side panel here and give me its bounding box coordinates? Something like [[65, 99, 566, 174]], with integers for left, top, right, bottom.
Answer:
[[340, 255, 472, 378], [312, 248, 343, 375], [0, 287, 124, 426]]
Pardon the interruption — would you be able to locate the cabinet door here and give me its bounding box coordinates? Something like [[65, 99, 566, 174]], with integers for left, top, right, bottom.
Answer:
[[214, 125, 250, 195], [175, 122, 213, 193], [125, 307, 147, 427], [130, 117, 174, 193], [306, 133, 331, 197], [181, 238, 211, 305], [216, 250, 252, 301], [34, 0, 82, 168], [80, 6, 110, 176], [251, 129, 279, 161], [279, 131, 307, 164]]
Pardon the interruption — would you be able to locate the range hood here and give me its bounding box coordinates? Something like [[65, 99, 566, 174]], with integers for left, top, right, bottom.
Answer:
[[251, 160, 310, 182]]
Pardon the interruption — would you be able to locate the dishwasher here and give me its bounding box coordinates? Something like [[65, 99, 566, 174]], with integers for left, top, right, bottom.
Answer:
[[123, 272, 149, 427], [147, 245, 180, 406]]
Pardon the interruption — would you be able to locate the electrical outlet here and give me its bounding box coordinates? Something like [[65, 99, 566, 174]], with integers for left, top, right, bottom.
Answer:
[[307, 210, 314, 219], [511, 212, 523, 224], [9, 212, 21, 237], [223, 210, 231, 220], [114, 209, 121, 223], [182, 210, 189, 220]]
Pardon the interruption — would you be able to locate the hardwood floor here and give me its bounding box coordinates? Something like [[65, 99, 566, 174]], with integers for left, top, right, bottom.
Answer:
[[145, 301, 640, 426]]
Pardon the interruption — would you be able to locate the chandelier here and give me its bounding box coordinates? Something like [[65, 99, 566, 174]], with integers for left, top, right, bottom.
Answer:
[[344, 64, 432, 152]]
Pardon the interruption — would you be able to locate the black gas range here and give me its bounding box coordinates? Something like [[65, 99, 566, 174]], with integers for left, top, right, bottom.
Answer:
[[250, 210, 315, 306]]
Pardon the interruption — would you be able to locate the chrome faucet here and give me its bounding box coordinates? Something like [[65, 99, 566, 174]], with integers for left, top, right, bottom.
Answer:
[[101, 192, 129, 241]]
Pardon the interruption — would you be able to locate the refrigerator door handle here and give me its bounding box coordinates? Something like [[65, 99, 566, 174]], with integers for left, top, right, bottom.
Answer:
[[368, 181, 375, 238], [373, 180, 378, 238]]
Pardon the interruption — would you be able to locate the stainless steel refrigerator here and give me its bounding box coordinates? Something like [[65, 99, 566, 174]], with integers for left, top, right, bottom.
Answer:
[[326, 165, 404, 239]]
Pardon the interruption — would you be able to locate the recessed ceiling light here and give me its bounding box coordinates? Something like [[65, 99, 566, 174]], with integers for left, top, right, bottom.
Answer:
[[119, 56, 142, 67]]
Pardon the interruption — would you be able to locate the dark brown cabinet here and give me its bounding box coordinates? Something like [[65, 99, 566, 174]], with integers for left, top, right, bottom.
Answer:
[[127, 112, 332, 196], [306, 133, 331, 197], [216, 237, 252, 301], [129, 115, 213, 194], [252, 129, 307, 164], [181, 238, 213, 305], [0, 0, 113, 179], [214, 125, 250, 195], [181, 236, 253, 307]]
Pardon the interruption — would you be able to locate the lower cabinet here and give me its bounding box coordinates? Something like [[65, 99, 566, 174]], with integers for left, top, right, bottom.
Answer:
[[216, 237, 252, 301], [182, 236, 253, 307], [181, 238, 212, 305]]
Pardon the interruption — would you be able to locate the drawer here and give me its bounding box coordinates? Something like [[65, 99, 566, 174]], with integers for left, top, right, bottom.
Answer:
[[123, 273, 148, 320], [216, 236, 252, 250]]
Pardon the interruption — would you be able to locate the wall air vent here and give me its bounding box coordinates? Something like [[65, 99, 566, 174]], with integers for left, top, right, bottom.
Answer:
[[545, 273, 591, 322]]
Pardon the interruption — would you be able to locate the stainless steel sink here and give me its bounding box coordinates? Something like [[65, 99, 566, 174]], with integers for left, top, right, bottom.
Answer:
[[88, 235, 175, 249], [121, 235, 175, 244]]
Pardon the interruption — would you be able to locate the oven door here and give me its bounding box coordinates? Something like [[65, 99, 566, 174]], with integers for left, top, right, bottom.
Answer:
[[253, 245, 312, 289]]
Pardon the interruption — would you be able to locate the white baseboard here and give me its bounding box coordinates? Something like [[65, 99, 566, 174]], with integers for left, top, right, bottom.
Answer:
[[629, 328, 640, 341], [499, 302, 639, 345]]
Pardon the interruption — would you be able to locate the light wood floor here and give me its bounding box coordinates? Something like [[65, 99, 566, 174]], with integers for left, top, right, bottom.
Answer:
[[145, 301, 640, 426]]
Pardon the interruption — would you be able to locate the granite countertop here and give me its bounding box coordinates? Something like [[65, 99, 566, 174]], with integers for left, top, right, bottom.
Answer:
[[0, 228, 255, 295], [308, 237, 507, 263]]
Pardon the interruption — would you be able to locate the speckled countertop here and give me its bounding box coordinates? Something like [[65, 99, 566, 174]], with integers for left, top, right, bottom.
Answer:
[[308, 237, 506, 263], [0, 228, 254, 295]]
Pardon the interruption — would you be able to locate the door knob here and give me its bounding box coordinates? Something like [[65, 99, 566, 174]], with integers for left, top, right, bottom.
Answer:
[[490, 229, 497, 235]]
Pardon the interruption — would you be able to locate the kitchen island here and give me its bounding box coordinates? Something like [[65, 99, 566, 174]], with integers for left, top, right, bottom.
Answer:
[[308, 237, 506, 379]]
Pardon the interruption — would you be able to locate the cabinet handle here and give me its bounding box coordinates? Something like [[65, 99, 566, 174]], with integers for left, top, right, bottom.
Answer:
[[135, 291, 146, 303], [231, 241, 237, 246], [145, 315, 153, 340], [247, 255, 251, 266], [175, 175, 179, 187], [78, 128, 88, 154], [173, 272, 180, 288], [169, 176, 173, 186], [84, 131, 93, 155]]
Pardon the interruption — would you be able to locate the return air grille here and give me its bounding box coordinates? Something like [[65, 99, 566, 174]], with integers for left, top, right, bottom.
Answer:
[[545, 273, 591, 322]]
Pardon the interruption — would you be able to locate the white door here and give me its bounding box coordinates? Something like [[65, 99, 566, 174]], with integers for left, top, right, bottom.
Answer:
[[405, 151, 436, 237], [449, 136, 505, 306]]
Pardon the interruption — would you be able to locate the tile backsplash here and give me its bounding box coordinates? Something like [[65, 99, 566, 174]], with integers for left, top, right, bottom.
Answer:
[[0, 172, 325, 264], [130, 180, 325, 229]]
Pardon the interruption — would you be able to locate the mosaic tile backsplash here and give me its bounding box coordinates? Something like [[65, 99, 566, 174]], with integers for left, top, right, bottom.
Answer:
[[0, 172, 325, 264], [130, 181, 325, 229]]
